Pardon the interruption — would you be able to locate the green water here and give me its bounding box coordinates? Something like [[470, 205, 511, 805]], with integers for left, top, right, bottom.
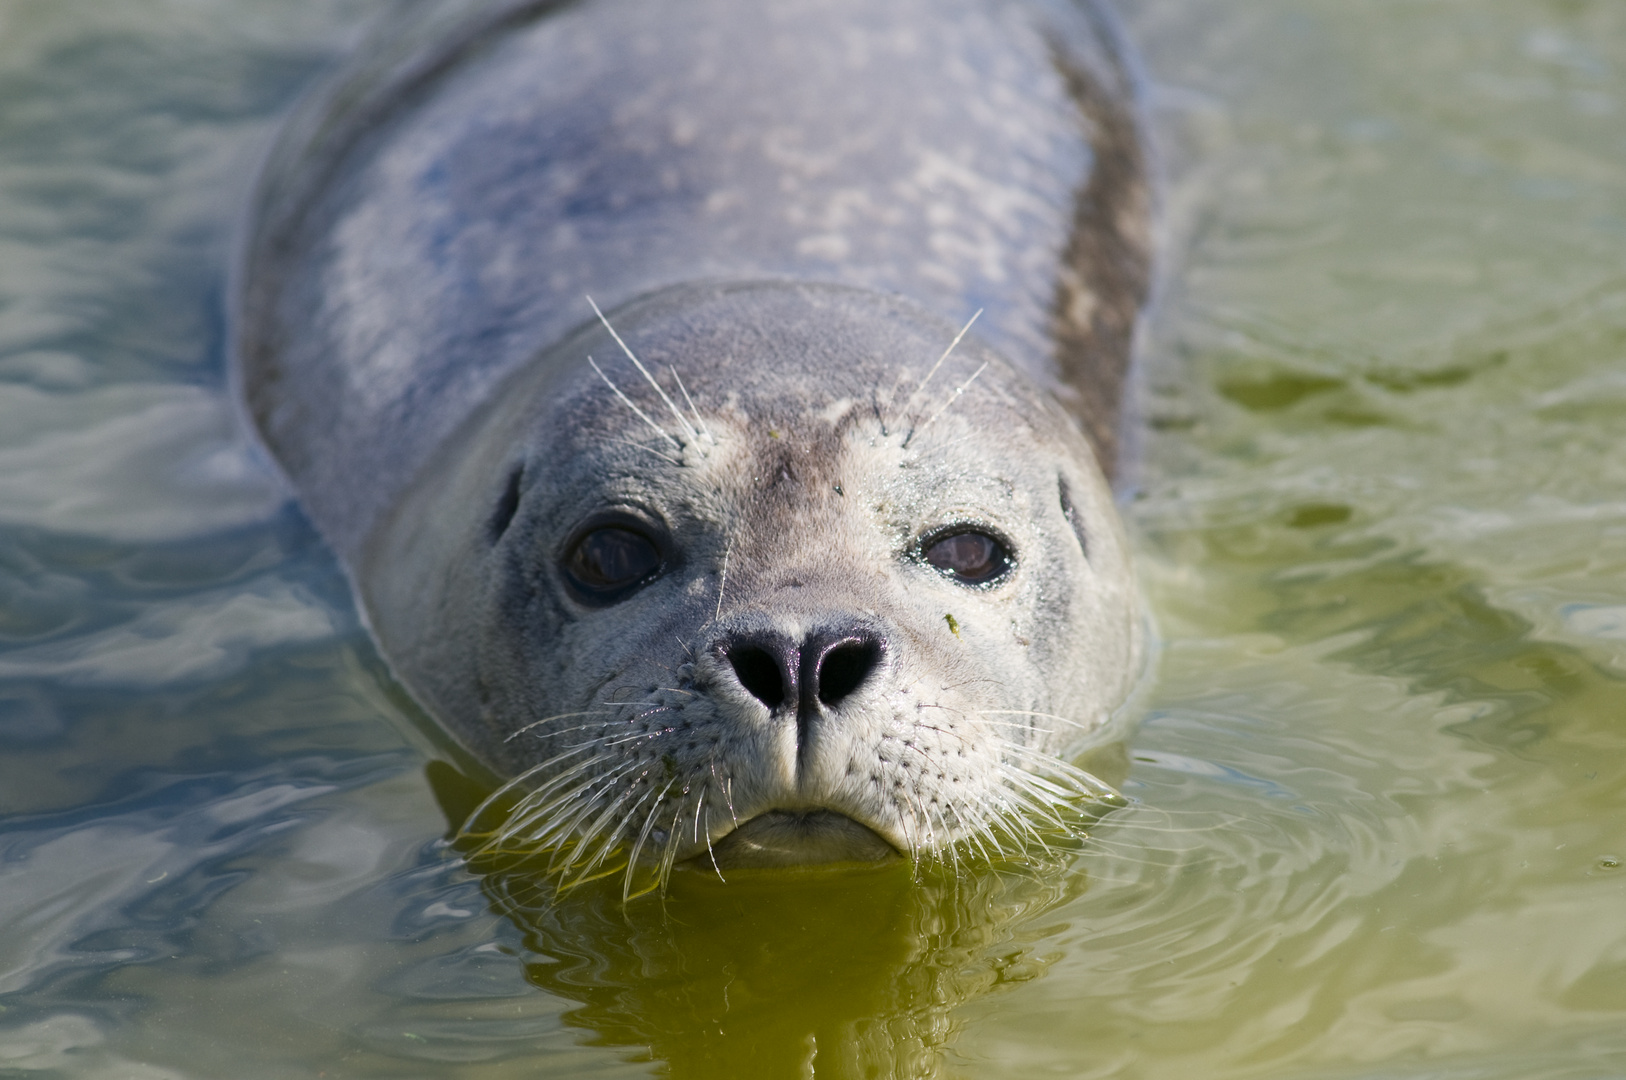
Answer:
[[1, 0, 1624, 1076]]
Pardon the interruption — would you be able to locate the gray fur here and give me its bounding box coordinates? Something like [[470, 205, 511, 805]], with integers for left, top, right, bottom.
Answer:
[[236, 0, 1151, 881]]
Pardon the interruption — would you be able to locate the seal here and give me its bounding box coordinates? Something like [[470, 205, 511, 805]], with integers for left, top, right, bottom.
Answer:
[[235, 0, 1152, 888]]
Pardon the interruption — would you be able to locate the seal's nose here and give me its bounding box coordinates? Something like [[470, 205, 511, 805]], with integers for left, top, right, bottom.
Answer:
[[802, 631, 883, 711], [724, 627, 884, 715], [727, 636, 794, 711]]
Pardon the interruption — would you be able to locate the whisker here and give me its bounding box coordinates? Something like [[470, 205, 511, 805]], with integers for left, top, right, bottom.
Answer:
[[667, 365, 716, 445], [907, 361, 988, 447], [961, 717, 1062, 737], [504, 710, 611, 743], [609, 435, 683, 467], [540, 772, 641, 866], [603, 728, 667, 749], [460, 751, 589, 843], [623, 777, 678, 901], [656, 806, 685, 890], [588, 295, 700, 443], [962, 818, 998, 863], [590, 357, 681, 451], [715, 537, 732, 622], [564, 789, 654, 888], [703, 799, 726, 883], [993, 773, 1074, 831], [691, 781, 709, 845], [706, 758, 740, 830], [504, 766, 627, 844], [939, 809, 963, 876], [898, 307, 982, 421], [974, 708, 1093, 731], [493, 755, 633, 842]]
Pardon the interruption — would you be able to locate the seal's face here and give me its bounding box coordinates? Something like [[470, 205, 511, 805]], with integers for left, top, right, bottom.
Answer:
[[362, 284, 1139, 884]]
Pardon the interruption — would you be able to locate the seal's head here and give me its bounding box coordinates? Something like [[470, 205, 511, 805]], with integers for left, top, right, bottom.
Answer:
[[363, 282, 1140, 884]]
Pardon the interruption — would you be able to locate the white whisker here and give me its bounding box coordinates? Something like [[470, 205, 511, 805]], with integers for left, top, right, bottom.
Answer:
[[656, 806, 684, 889], [907, 361, 988, 447], [691, 781, 709, 845], [714, 537, 732, 622], [898, 307, 982, 420], [667, 364, 715, 444], [974, 708, 1092, 731], [609, 435, 683, 467], [504, 710, 609, 743], [703, 800, 726, 883], [589, 357, 681, 451], [623, 777, 679, 901], [588, 295, 699, 443], [567, 788, 655, 885]]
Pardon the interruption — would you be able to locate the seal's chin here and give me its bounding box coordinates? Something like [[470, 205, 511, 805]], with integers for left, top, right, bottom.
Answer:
[[704, 810, 898, 869]]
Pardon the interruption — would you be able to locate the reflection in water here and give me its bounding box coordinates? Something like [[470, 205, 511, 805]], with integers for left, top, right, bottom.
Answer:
[[503, 861, 1075, 1078], [5, 0, 1626, 1074], [428, 759, 1111, 1077]]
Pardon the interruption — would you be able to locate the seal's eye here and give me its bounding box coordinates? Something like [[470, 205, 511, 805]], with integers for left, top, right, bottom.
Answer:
[[923, 530, 1011, 586], [564, 527, 662, 599]]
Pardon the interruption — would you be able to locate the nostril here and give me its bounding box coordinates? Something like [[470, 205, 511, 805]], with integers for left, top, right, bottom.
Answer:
[[729, 647, 786, 710], [815, 639, 881, 707]]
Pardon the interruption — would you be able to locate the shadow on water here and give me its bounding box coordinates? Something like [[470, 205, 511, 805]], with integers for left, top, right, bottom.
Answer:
[[422, 758, 1122, 1078]]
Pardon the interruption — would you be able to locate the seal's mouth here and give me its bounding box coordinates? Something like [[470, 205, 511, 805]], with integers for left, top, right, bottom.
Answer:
[[703, 809, 898, 869]]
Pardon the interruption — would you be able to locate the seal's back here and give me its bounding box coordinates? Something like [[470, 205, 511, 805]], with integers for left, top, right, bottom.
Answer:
[[237, 0, 1149, 557]]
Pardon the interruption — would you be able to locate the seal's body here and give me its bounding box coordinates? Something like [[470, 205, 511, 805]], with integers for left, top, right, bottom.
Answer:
[[238, 0, 1151, 882]]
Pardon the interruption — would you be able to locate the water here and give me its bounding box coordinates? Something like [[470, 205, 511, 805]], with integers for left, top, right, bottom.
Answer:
[[1, 0, 1624, 1076]]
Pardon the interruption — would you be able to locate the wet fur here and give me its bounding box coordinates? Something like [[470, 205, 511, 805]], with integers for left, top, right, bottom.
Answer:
[[236, 0, 1153, 890]]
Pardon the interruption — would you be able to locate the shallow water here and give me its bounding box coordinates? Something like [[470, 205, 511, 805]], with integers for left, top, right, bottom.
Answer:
[[2, 0, 1624, 1076]]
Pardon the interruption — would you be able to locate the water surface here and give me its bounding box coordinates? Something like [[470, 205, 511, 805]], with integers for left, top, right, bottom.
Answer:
[[1, 0, 1624, 1076]]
